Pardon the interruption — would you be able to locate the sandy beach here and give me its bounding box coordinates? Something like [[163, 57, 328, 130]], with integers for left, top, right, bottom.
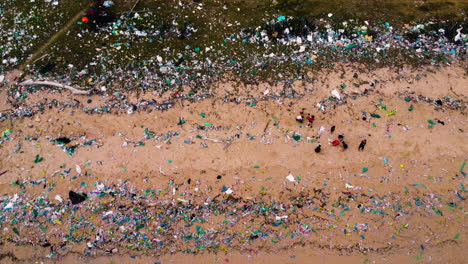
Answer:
[[0, 64, 466, 263]]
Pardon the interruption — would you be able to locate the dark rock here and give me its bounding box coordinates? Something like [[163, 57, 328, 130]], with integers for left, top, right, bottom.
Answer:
[[69, 191, 87, 205]]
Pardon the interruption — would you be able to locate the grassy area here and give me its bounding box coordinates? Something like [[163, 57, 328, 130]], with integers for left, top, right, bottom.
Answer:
[[3, 0, 465, 94], [0, 0, 90, 73], [272, 0, 468, 22]]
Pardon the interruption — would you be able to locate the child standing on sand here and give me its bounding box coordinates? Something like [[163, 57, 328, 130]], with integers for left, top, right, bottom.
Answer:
[[358, 139, 367, 151], [315, 144, 321, 153], [307, 114, 315, 127]]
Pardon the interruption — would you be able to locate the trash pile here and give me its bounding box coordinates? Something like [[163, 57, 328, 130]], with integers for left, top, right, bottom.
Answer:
[[2, 69, 465, 122], [397, 92, 466, 111], [238, 16, 467, 60], [0, 177, 465, 259], [47, 135, 103, 156], [19, 11, 468, 95]]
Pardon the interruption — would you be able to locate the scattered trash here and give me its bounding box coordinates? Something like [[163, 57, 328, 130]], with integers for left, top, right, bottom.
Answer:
[[34, 154, 44, 163], [0, 2, 465, 262], [331, 89, 341, 100], [103, 1, 114, 8], [286, 173, 296, 182], [76, 164, 82, 174], [54, 195, 63, 203], [1, 128, 12, 138]]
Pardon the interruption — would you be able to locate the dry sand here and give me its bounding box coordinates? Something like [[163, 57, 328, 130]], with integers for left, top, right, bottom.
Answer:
[[0, 65, 467, 263]]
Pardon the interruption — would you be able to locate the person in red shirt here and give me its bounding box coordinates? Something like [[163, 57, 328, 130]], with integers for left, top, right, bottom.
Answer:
[[307, 114, 315, 127], [332, 134, 344, 146]]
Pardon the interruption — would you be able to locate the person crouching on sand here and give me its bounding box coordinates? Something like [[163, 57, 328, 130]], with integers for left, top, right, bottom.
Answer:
[[296, 115, 303, 123], [341, 141, 348, 150], [296, 108, 305, 123]]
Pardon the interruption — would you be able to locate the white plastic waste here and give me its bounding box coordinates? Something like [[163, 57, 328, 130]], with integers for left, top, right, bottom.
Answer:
[[331, 89, 341, 100], [286, 173, 296, 182]]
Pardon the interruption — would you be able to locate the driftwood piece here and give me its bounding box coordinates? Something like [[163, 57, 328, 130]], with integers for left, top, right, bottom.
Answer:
[[19, 80, 90, 95], [131, 0, 140, 12], [263, 120, 271, 133]]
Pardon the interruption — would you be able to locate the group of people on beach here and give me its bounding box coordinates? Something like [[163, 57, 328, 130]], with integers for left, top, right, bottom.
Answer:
[[296, 109, 367, 153], [296, 108, 315, 128]]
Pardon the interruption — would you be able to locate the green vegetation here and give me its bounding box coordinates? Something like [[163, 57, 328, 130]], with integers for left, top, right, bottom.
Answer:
[[1, 0, 466, 93], [0, 0, 89, 72]]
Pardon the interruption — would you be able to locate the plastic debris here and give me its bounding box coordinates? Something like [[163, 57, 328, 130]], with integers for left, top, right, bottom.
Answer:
[[331, 89, 341, 100], [286, 173, 296, 182]]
